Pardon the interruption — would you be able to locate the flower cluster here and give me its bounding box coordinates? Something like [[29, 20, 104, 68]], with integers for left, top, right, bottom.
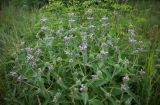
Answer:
[[101, 16, 109, 28], [40, 17, 48, 31], [79, 84, 87, 92], [26, 54, 34, 61], [79, 42, 88, 51], [9, 8, 149, 105]]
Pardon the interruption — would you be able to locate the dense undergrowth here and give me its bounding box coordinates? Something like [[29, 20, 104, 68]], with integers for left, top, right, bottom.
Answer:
[[0, 0, 160, 105]]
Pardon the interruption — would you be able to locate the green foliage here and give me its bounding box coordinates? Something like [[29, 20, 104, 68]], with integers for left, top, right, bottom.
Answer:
[[1, 0, 160, 105], [41, 0, 131, 12], [41, 0, 66, 12], [9, 0, 48, 8], [3, 6, 150, 104]]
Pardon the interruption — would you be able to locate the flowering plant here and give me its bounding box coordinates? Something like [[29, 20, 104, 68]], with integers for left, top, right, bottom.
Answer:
[[8, 8, 148, 105]]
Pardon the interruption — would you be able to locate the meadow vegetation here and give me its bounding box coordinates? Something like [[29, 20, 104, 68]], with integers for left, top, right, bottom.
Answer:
[[0, 0, 160, 105]]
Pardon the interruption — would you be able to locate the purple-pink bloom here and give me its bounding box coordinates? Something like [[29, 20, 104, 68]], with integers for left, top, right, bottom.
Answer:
[[123, 74, 129, 81], [101, 16, 108, 21], [80, 84, 87, 92], [41, 26, 48, 31], [129, 37, 136, 43], [87, 16, 94, 20], [32, 62, 37, 68], [140, 68, 145, 75], [26, 54, 34, 61], [128, 29, 135, 35], [25, 47, 33, 52], [35, 49, 42, 55], [88, 25, 95, 29], [63, 36, 71, 41], [79, 42, 87, 51]]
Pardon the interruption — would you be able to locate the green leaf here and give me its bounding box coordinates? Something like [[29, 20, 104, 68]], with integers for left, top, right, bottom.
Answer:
[[89, 99, 104, 105], [93, 79, 107, 87], [82, 92, 89, 105], [127, 90, 140, 105]]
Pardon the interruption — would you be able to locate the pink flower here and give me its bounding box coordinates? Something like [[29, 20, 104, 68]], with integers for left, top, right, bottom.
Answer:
[[79, 42, 87, 51], [123, 74, 129, 81], [140, 69, 145, 75], [87, 16, 94, 20], [26, 54, 34, 61], [41, 26, 48, 31], [63, 35, 73, 42], [88, 25, 95, 30], [129, 37, 136, 43], [32, 62, 37, 68], [35, 49, 42, 55], [128, 29, 135, 35], [25, 47, 33, 52], [80, 84, 87, 92], [101, 16, 108, 21]]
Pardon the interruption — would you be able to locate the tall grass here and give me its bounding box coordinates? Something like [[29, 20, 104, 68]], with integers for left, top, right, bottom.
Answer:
[[0, 5, 39, 104], [131, 1, 160, 105]]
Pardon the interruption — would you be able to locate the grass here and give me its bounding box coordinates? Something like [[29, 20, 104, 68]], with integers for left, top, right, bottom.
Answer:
[[130, 1, 160, 105], [0, 5, 39, 104], [0, 4, 40, 53], [130, 0, 160, 39]]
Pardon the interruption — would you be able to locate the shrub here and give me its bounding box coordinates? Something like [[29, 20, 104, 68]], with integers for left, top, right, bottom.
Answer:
[[9, 0, 48, 8], [5, 7, 149, 105]]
